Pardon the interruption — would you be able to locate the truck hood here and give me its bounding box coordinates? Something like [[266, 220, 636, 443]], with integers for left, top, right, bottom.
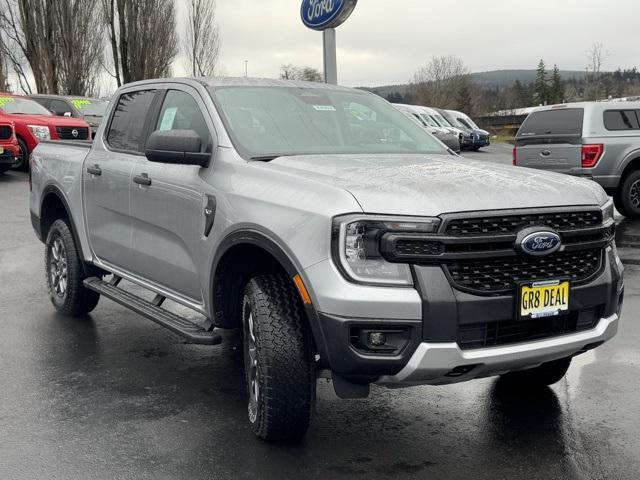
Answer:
[[266, 153, 607, 216], [0, 112, 89, 128]]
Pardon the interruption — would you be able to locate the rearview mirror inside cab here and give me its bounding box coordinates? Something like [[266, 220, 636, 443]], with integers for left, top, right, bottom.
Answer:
[[145, 129, 211, 167]]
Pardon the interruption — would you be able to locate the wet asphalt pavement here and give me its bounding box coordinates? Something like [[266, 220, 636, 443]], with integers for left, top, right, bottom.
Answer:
[[1, 146, 640, 479]]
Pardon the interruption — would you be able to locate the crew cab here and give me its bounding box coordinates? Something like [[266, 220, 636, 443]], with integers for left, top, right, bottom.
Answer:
[[0, 121, 20, 173], [0, 93, 91, 170], [30, 78, 624, 441]]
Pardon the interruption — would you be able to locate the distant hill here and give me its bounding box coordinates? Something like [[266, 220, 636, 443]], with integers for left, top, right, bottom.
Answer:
[[470, 69, 588, 88], [359, 69, 591, 97]]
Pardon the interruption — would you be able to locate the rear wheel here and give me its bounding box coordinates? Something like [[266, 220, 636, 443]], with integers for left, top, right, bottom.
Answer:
[[499, 356, 572, 388], [13, 137, 29, 171], [45, 219, 100, 316], [615, 170, 640, 218], [242, 274, 315, 441]]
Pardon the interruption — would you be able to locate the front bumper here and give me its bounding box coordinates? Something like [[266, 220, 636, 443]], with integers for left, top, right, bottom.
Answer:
[[308, 242, 623, 383], [0, 148, 19, 170], [377, 312, 618, 386]]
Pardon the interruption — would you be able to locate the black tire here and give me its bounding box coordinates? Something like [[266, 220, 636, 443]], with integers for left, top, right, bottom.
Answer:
[[615, 170, 640, 218], [14, 137, 29, 171], [45, 218, 100, 316], [499, 356, 572, 388], [241, 274, 315, 441]]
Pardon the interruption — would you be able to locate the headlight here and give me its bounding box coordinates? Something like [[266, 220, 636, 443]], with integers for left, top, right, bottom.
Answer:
[[332, 214, 441, 286], [601, 198, 614, 224], [28, 125, 50, 141]]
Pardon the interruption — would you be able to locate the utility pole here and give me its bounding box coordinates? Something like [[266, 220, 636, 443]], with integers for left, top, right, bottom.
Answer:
[[244, 60, 248, 78]]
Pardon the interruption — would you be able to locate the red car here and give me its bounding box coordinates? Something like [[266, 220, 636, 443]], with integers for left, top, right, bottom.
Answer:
[[0, 93, 91, 171], [0, 121, 20, 173]]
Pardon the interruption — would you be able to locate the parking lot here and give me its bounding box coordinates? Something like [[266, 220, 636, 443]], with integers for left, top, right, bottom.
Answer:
[[1, 145, 639, 480]]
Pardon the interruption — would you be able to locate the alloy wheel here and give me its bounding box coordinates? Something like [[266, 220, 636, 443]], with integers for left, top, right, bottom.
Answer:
[[49, 237, 68, 298]]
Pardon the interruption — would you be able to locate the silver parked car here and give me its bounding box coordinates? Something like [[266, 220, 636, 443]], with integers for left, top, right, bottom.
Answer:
[[514, 102, 640, 217], [393, 103, 461, 152], [30, 78, 623, 440]]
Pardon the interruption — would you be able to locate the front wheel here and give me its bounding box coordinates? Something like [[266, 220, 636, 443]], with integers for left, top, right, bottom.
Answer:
[[615, 170, 640, 218], [499, 356, 572, 388], [14, 137, 29, 171], [242, 274, 315, 441], [45, 219, 100, 316]]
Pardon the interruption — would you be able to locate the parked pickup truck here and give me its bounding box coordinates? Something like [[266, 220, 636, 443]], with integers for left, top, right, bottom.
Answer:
[[514, 102, 640, 218], [30, 78, 624, 441]]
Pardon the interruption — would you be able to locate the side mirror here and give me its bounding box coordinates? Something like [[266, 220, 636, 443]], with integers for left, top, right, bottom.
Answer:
[[145, 129, 211, 167]]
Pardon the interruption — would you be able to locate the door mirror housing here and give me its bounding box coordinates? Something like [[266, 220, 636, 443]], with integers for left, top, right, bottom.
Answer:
[[145, 130, 211, 167]]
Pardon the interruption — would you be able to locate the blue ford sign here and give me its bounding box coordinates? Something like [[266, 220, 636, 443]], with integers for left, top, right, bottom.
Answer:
[[301, 0, 358, 31], [517, 229, 562, 257]]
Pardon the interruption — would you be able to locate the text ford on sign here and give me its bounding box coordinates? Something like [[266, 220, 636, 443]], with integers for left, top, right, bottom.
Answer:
[[300, 0, 358, 31]]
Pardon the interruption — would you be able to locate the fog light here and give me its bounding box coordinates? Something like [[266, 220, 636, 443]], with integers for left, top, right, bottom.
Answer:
[[368, 332, 387, 347]]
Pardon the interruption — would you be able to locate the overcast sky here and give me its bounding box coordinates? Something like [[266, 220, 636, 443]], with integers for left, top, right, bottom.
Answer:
[[178, 0, 640, 87]]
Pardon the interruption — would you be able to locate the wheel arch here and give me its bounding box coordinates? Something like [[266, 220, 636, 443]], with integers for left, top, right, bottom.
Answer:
[[210, 229, 326, 358], [39, 185, 85, 261], [619, 155, 640, 182]]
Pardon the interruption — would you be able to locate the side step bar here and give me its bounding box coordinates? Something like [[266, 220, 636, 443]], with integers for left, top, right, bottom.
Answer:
[[84, 276, 222, 345]]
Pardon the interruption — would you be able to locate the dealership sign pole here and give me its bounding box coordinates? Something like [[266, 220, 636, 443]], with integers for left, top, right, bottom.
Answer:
[[300, 0, 358, 85]]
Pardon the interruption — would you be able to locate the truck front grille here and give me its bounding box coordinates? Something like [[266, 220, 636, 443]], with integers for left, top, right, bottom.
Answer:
[[56, 126, 89, 140], [457, 307, 602, 350], [444, 210, 602, 236], [0, 125, 12, 140], [445, 248, 603, 294]]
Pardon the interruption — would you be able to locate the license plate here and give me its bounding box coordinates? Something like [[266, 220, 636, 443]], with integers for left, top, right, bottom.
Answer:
[[519, 280, 569, 319]]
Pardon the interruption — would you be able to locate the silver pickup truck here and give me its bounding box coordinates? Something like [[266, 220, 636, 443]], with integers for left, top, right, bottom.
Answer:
[[30, 78, 624, 441]]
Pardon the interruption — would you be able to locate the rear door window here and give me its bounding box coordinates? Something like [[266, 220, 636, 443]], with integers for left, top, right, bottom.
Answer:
[[518, 108, 584, 136], [106, 90, 157, 152], [603, 110, 640, 130]]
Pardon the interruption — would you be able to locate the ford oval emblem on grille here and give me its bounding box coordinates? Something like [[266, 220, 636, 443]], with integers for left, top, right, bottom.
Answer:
[[516, 227, 562, 256], [71, 129, 79, 138], [541, 149, 552, 156]]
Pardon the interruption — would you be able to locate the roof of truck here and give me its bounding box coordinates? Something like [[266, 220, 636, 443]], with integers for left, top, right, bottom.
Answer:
[[532, 101, 640, 112], [120, 76, 359, 93]]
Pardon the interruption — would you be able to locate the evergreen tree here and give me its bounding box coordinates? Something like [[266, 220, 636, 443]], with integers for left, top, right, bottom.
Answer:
[[549, 65, 564, 104], [534, 59, 549, 105], [514, 80, 532, 107]]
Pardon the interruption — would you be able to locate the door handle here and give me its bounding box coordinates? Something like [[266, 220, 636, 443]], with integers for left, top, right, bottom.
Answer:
[[133, 173, 152, 186], [86, 164, 102, 176]]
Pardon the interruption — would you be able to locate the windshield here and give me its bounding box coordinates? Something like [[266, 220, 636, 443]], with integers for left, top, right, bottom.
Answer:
[[70, 98, 108, 117], [209, 86, 447, 158], [457, 118, 473, 129], [443, 114, 466, 129], [419, 114, 437, 127], [0, 95, 52, 115], [433, 114, 452, 128], [460, 115, 480, 129]]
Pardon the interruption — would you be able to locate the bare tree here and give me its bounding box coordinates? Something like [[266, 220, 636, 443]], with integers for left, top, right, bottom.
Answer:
[[280, 64, 323, 82], [585, 42, 609, 101], [411, 56, 471, 110], [185, 0, 221, 77], [0, 16, 12, 91], [0, 0, 104, 95], [53, 1, 104, 96], [104, 0, 179, 85]]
